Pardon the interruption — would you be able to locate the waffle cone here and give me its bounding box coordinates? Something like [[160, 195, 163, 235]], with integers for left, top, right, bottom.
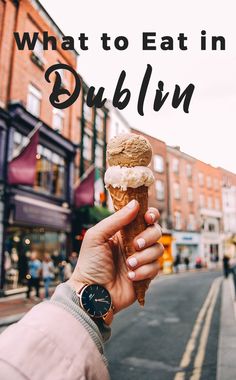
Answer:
[[108, 185, 151, 306]]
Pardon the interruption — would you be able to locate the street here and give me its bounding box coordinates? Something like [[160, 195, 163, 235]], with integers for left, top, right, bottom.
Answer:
[[106, 271, 222, 380]]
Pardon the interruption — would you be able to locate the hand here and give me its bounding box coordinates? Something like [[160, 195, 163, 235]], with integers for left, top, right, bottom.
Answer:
[[69, 200, 164, 313]]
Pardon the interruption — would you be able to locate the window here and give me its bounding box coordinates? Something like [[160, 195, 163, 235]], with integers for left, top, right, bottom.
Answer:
[[34, 39, 44, 60], [187, 187, 193, 202], [174, 182, 181, 199], [215, 198, 220, 210], [154, 155, 164, 173], [95, 144, 104, 168], [199, 194, 205, 208], [56, 61, 64, 81], [186, 164, 192, 178], [188, 214, 196, 231], [198, 172, 204, 186], [208, 223, 215, 232], [83, 101, 92, 123], [214, 178, 219, 190], [208, 196, 213, 209], [155, 180, 165, 200], [52, 109, 64, 133], [27, 84, 42, 117], [207, 176, 212, 189], [83, 134, 92, 161], [95, 110, 104, 134], [13, 132, 66, 197], [172, 158, 179, 173], [174, 211, 182, 230], [12, 131, 28, 158], [35, 145, 65, 197]]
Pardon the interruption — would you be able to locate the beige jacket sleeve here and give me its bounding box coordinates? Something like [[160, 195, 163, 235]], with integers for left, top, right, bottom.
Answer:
[[0, 288, 110, 380]]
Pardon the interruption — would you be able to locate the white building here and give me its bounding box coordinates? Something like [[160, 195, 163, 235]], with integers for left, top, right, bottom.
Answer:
[[107, 102, 131, 141], [222, 183, 236, 258], [199, 208, 222, 265]]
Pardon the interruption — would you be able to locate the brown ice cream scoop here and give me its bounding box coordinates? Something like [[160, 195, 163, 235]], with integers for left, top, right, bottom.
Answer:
[[107, 133, 152, 167]]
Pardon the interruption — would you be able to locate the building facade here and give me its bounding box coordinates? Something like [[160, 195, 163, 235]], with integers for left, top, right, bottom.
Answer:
[[219, 168, 236, 258], [0, 0, 80, 292], [167, 146, 200, 266], [132, 130, 173, 272], [195, 160, 223, 265]]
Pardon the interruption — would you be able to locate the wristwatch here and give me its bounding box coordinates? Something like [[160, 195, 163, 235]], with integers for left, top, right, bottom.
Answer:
[[77, 284, 114, 325]]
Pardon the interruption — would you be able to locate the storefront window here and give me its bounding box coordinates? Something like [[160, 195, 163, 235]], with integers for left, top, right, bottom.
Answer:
[[4, 227, 67, 291]]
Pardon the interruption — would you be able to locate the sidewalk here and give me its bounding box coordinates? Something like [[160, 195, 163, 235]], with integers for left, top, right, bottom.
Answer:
[[0, 295, 41, 327], [217, 276, 236, 380]]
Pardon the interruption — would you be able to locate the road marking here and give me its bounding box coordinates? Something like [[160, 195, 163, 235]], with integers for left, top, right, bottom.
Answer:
[[174, 277, 222, 380], [190, 279, 221, 380]]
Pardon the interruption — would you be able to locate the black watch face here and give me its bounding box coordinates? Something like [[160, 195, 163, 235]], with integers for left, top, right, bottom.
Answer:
[[81, 284, 111, 318]]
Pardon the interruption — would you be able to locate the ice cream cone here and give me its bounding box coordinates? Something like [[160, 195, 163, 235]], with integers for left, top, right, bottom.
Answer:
[[108, 185, 151, 306]]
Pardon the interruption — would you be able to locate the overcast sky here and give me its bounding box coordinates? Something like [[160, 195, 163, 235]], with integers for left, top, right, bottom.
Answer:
[[40, 0, 236, 173]]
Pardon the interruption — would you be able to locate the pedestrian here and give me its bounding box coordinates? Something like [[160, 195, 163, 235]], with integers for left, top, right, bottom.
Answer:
[[0, 201, 163, 379], [69, 251, 78, 271], [63, 259, 73, 281], [174, 253, 181, 273], [184, 256, 189, 271], [195, 256, 202, 269], [42, 253, 54, 299], [223, 254, 230, 278], [26, 251, 42, 300]]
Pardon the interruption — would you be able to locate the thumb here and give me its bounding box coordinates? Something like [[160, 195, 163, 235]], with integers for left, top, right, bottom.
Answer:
[[91, 199, 139, 240]]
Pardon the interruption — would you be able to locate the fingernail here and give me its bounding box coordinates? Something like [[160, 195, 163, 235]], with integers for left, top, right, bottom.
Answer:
[[149, 213, 155, 223], [136, 238, 145, 249], [128, 271, 136, 279], [128, 257, 138, 268], [127, 200, 136, 209]]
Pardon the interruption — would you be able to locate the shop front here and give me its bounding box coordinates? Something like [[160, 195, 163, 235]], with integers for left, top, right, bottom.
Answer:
[[0, 108, 8, 292], [4, 193, 71, 291], [172, 231, 200, 268], [0, 103, 76, 294], [159, 233, 173, 274]]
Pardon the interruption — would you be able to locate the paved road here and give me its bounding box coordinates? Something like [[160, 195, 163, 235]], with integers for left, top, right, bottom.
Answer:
[[106, 271, 222, 380]]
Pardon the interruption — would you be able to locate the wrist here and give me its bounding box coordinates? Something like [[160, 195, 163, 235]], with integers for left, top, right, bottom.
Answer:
[[67, 279, 85, 293]]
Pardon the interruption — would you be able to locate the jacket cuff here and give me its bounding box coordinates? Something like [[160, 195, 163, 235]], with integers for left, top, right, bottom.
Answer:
[[50, 282, 111, 363]]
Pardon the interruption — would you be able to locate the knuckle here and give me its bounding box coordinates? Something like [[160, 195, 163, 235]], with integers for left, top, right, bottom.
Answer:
[[153, 223, 162, 237], [158, 243, 165, 255]]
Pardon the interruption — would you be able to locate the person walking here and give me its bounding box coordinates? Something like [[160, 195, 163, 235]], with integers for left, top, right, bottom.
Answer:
[[223, 254, 230, 278], [63, 259, 73, 281], [26, 251, 42, 300], [174, 253, 181, 273], [69, 251, 78, 271], [42, 253, 54, 299], [184, 256, 190, 271]]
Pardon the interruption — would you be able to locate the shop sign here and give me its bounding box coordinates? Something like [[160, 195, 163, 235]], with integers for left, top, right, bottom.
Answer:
[[14, 199, 71, 232], [174, 232, 200, 245]]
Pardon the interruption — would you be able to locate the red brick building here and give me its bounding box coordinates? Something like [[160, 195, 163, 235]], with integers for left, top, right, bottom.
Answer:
[[194, 160, 223, 264], [131, 129, 173, 272], [167, 146, 200, 265], [0, 0, 109, 292]]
